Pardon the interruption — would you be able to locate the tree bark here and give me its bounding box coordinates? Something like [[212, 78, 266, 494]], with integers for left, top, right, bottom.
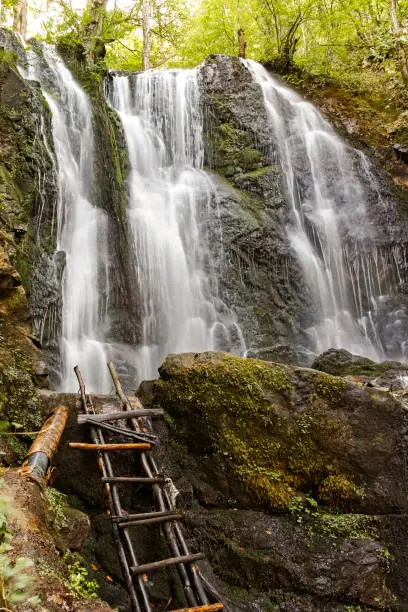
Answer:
[[13, 0, 28, 39], [238, 28, 247, 58], [390, 0, 408, 85], [84, 0, 108, 62], [142, 0, 152, 70], [87, 0, 107, 38]]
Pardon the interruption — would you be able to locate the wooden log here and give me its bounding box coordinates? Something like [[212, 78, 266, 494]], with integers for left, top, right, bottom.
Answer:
[[69, 442, 150, 451], [83, 420, 156, 443], [77, 409, 164, 424], [118, 513, 181, 528], [131, 553, 205, 576], [113, 510, 179, 522], [108, 361, 137, 410], [20, 405, 68, 482], [102, 476, 165, 484], [169, 605, 223, 612]]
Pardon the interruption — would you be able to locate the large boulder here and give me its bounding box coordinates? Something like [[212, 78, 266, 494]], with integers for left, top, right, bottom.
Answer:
[[135, 351, 408, 609], [152, 351, 407, 514]]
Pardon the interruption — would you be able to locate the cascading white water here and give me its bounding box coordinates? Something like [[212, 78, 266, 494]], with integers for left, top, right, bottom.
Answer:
[[243, 59, 382, 360], [109, 69, 244, 381], [27, 48, 112, 392]]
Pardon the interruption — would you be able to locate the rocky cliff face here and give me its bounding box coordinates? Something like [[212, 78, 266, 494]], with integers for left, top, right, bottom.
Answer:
[[197, 54, 408, 364], [198, 55, 311, 363], [0, 29, 58, 461]]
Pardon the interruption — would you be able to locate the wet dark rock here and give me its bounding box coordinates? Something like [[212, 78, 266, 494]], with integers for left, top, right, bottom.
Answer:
[[312, 348, 408, 391], [394, 143, 408, 164], [33, 359, 50, 388], [58, 507, 91, 551]]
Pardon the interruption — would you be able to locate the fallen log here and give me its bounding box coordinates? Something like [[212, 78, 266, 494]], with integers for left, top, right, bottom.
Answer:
[[19, 405, 68, 484]]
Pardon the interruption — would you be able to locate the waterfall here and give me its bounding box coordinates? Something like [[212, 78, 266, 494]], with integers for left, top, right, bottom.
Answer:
[[26, 47, 112, 392], [243, 59, 397, 361], [108, 69, 244, 382]]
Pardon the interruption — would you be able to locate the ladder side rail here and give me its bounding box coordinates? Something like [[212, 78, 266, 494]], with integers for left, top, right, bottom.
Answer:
[[107, 362, 205, 608], [107, 362, 201, 608], [74, 367, 150, 612]]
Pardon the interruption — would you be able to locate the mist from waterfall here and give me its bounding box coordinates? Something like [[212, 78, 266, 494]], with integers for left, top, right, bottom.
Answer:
[[243, 59, 390, 360], [108, 69, 244, 382]]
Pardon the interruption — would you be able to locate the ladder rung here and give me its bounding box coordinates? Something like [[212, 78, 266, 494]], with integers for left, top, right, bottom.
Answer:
[[69, 442, 150, 451], [112, 510, 178, 522], [102, 476, 165, 484], [77, 409, 164, 424], [85, 420, 157, 443], [169, 605, 224, 612], [131, 553, 205, 576], [118, 512, 181, 528]]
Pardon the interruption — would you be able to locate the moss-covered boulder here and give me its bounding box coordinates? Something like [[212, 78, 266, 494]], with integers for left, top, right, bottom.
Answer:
[[150, 351, 408, 514], [133, 351, 408, 609], [312, 348, 408, 384]]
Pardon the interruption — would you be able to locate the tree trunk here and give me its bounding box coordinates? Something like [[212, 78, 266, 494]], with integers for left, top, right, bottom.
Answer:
[[87, 0, 107, 38], [142, 0, 152, 70], [84, 0, 108, 62], [390, 0, 408, 85], [13, 0, 28, 39], [238, 28, 247, 58]]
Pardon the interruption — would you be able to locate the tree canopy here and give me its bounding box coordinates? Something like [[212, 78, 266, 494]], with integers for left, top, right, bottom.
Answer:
[[2, 0, 408, 92]]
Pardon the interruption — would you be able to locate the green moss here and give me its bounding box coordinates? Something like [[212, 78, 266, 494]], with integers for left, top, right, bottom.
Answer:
[[313, 372, 347, 403], [241, 166, 272, 178], [312, 513, 378, 539], [319, 474, 363, 505], [45, 488, 69, 530], [216, 121, 263, 173]]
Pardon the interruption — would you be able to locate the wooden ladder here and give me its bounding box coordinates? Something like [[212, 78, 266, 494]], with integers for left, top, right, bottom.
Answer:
[[72, 363, 224, 612]]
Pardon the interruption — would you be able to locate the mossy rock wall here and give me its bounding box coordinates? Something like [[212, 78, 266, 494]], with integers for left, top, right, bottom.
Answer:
[[0, 29, 58, 461], [197, 56, 317, 363]]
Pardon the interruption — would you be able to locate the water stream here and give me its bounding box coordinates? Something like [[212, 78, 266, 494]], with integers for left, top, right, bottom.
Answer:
[[26, 47, 112, 391], [108, 69, 244, 382], [22, 49, 408, 390], [243, 59, 394, 360]]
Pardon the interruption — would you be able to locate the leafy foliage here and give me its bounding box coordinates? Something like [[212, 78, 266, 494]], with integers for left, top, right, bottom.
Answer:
[[63, 553, 99, 599], [0, 492, 40, 609]]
